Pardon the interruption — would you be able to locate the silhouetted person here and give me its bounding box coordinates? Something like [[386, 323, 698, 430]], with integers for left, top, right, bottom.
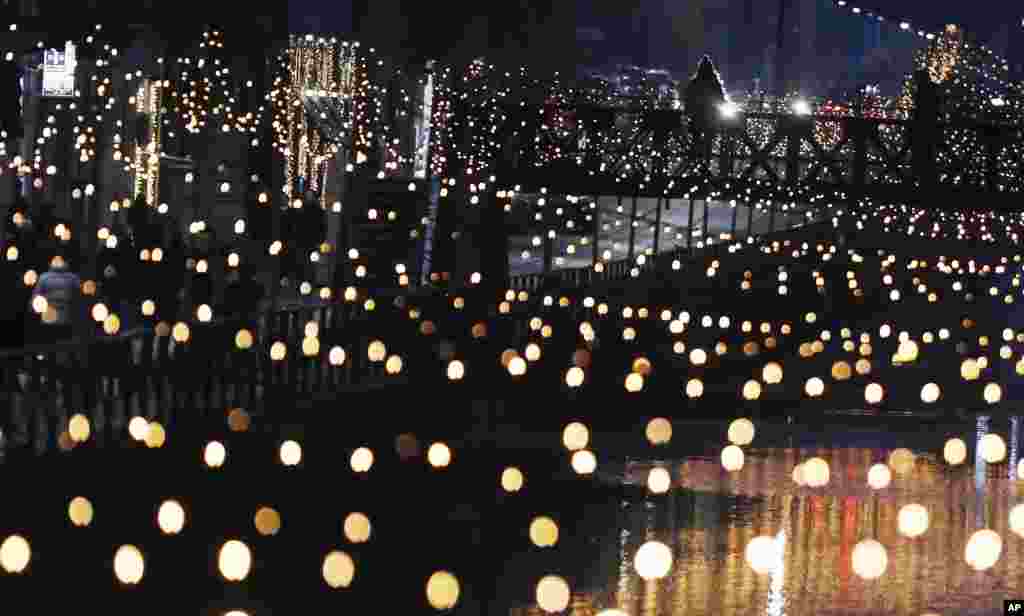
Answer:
[[685, 55, 726, 155], [30, 254, 84, 344]]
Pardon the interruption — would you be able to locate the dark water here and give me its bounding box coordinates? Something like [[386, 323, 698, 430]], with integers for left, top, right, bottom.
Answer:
[[510, 415, 1024, 616]]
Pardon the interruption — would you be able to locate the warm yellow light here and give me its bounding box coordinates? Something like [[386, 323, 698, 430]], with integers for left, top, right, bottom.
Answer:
[[529, 516, 559, 548], [428, 442, 452, 468], [565, 366, 584, 387], [864, 382, 884, 404], [254, 507, 282, 536], [634, 540, 673, 580], [685, 378, 704, 398], [501, 467, 524, 492], [235, 329, 253, 350], [385, 354, 403, 374], [721, 445, 744, 472], [144, 422, 165, 448], [509, 356, 528, 376], [535, 575, 571, 613], [571, 450, 597, 475], [68, 496, 94, 527], [562, 422, 589, 451], [888, 448, 916, 475], [961, 359, 980, 381], [965, 529, 1002, 571], [322, 550, 355, 588], [279, 440, 302, 466], [270, 341, 287, 361], [344, 512, 372, 544], [172, 322, 190, 343], [944, 438, 967, 465], [867, 463, 891, 490], [426, 570, 460, 610], [646, 418, 672, 445], [647, 467, 672, 494], [852, 539, 888, 580], [983, 383, 1002, 404], [69, 413, 91, 443], [1010, 504, 1024, 538], [802, 457, 830, 488], [368, 340, 386, 362], [204, 441, 226, 468], [114, 545, 145, 584], [157, 500, 185, 535], [218, 540, 253, 582], [805, 377, 825, 397], [897, 504, 929, 538], [350, 447, 374, 473], [728, 418, 755, 446], [742, 379, 762, 400], [745, 535, 780, 574], [980, 433, 1007, 463], [920, 383, 940, 403], [0, 535, 30, 573]]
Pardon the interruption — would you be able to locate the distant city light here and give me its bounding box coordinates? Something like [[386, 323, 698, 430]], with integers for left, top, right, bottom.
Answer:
[[991, 97, 1006, 107], [792, 99, 812, 116]]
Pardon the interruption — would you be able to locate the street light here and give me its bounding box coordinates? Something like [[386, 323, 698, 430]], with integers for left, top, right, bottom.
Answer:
[[792, 99, 812, 116], [718, 102, 740, 119]]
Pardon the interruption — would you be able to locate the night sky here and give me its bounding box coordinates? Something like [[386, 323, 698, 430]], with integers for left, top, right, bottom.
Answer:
[[286, 0, 1022, 73]]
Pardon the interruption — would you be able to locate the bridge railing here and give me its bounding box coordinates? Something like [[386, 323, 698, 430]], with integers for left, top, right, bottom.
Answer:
[[0, 296, 416, 455]]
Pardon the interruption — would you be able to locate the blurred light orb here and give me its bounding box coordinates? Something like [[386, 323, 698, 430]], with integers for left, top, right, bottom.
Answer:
[[685, 378, 704, 398], [624, 372, 643, 392], [792, 463, 805, 486], [254, 507, 282, 536], [728, 418, 755, 446], [647, 467, 672, 494], [529, 516, 559, 548], [144, 422, 165, 448], [965, 529, 1002, 571], [980, 433, 1007, 463], [565, 366, 584, 387], [501, 467, 524, 492], [344, 512, 371, 544], [852, 539, 888, 580], [428, 442, 452, 468], [646, 418, 672, 445], [802, 457, 830, 488], [721, 445, 745, 472], [888, 448, 916, 475], [1009, 504, 1024, 538], [536, 575, 571, 613], [350, 447, 374, 473], [867, 463, 891, 490], [762, 362, 783, 384], [204, 441, 227, 468], [634, 540, 673, 580], [69, 413, 91, 443], [279, 440, 302, 466], [0, 535, 30, 573], [805, 377, 825, 397], [944, 438, 967, 466], [322, 550, 355, 588], [898, 504, 929, 538], [114, 545, 145, 585], [571, 450, 597, 475], [157, 500, 185, 535], [984, 383, 1003, 404], [508, 356, 528, 376], [745, 535, 780, 574], [68, 496, 94, 527], [920, 383, 940, 404], [864, 383, 884, 404], [447, 360, 466, 381], [562, 422, 589, 451], [218, 540, 253, 582], [426, 570, 460, 610], [596, 611, 628, 616]]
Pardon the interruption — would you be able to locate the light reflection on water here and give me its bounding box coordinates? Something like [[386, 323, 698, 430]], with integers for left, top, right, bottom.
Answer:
[[514, 418, 1024, 616]]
